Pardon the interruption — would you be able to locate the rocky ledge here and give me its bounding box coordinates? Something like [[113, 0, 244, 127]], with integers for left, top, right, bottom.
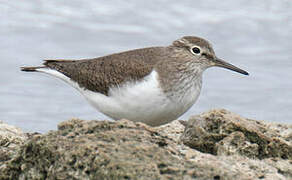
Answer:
[[0, 109, 291, 180]]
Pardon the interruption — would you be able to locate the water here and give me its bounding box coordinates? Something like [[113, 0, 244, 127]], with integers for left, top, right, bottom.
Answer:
[[1, 0, 292, 132]]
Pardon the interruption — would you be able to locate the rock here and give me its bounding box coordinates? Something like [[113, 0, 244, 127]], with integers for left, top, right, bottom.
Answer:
[[0, 121, 27, 163], [0, 110, 291, 180], [181, 109, 292, 160]]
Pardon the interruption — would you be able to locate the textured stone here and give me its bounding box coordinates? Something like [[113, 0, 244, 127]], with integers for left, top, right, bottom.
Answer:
[[0, 110, 291, 180], [181, 109, 292, 160], [0, 121, 27, 163]]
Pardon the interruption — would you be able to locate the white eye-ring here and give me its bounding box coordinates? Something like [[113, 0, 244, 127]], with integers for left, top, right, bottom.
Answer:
[[190, 46, 201, 55]]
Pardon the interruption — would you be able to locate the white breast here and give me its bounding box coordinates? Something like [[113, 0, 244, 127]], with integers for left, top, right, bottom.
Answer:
[[37, 68, 202, 126]]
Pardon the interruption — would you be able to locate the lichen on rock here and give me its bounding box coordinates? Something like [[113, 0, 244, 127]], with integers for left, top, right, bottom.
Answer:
[[180, 109, 292, 160], [0, 121, 27, 163], [0, 109, 291, 180]]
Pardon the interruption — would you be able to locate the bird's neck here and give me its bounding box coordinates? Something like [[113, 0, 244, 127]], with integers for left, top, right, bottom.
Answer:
[[157, 66, 203, 100]]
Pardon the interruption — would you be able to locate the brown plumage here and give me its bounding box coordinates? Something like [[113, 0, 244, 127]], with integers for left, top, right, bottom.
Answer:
[[21, 36, 248, 97], [22, 47, 172, 96]]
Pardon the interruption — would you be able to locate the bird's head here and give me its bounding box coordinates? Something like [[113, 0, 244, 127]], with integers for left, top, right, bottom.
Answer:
[[172, 36, 249, 75]]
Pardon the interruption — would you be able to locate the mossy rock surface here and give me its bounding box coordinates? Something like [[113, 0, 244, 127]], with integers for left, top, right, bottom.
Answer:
[[1, 110, 292, 180], [181, 109, 292, 160]]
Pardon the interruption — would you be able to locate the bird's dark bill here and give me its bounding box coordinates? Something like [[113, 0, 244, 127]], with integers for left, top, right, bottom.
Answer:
[[215, 58, 249, 75]]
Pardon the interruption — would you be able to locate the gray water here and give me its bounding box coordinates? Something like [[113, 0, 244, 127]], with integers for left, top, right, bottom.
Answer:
[[1, 0, 292, 132]]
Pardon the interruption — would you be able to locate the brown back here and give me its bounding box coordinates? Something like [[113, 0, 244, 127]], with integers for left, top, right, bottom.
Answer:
[[45, 47, 167, 96]]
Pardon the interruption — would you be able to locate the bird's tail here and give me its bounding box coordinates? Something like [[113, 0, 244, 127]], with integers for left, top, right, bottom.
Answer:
[[43, 59, 76, 66], [20, 66, 44, 72], [21, 59, 76, 72]]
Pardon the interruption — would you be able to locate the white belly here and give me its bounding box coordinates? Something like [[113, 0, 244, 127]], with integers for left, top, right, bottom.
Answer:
[[38, 69, 201, 126]]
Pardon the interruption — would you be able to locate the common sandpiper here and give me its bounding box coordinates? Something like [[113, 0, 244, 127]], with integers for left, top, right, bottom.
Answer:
[[21, 36, 249, 126]]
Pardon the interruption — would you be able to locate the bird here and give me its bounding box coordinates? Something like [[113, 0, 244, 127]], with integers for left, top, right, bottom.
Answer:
[[21, 36, 248, 126]]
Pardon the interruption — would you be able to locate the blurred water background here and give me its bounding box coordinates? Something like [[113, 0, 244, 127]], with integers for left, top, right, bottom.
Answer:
[[1, 0, 291, 132]]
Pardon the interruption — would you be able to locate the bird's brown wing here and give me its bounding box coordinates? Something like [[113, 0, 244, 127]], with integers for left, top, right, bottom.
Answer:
[[43, 47, 165, 96]]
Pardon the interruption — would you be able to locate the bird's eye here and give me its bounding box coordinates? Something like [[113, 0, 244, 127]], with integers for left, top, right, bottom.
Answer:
[[191, 47, 201, 55]]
